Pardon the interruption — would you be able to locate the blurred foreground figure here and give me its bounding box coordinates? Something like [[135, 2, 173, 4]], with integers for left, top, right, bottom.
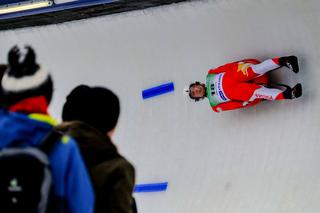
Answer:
[[0, 46, 94, 213], [56, 85, 136, 213]]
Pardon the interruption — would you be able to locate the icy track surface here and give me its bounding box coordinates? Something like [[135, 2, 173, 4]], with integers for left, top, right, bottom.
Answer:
[[0, 0, 320, 212]]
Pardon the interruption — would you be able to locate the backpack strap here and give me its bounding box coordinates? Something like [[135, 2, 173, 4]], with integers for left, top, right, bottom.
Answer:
[[39, 130, 63, 154]]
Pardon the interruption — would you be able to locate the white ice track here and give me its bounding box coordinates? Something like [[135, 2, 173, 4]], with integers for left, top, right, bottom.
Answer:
[[1, 0, 320, 212]]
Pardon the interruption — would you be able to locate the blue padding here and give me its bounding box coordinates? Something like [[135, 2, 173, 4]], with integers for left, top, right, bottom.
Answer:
[[134, 182, 168, 193], [142, 82, 174, 100]]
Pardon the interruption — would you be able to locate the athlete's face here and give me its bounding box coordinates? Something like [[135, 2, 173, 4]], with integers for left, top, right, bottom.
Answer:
[[190, 84, 205, 98]]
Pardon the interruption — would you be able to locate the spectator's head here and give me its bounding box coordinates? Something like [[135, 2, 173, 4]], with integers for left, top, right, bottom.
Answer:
[[1, 46, 53, 107], [62, 85, 120, 135]]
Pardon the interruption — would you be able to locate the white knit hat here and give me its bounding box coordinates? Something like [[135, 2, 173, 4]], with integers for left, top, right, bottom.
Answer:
[[1, 46, 53, 106]]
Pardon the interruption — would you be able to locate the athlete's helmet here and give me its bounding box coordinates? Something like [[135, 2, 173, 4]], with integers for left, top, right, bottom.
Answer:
[[184, 81, 206, 102]]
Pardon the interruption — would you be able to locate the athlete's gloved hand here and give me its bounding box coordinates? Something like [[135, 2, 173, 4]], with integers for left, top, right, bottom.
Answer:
[[242, 102, 249, 106], [212, 107, 222, 112]]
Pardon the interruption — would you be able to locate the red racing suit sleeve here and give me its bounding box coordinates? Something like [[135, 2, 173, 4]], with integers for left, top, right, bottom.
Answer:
[[212, 99, 262, 112]]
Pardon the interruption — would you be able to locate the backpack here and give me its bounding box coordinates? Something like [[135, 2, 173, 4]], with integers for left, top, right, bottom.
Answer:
[[0, 130, 62, 213]]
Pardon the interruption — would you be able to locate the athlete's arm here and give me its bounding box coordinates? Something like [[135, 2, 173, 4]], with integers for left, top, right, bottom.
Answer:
[[212, 99, 261, 112]]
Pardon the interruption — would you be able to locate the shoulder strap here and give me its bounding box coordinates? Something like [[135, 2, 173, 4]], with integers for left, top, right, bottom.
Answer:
[[39, 130, 63, 154]]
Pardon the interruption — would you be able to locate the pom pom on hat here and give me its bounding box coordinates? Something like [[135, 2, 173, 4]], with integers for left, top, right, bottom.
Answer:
[[1, 46, 53, 106]]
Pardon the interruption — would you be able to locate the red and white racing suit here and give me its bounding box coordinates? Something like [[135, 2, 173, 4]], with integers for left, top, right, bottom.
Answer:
[[208, 58, 285, 112]]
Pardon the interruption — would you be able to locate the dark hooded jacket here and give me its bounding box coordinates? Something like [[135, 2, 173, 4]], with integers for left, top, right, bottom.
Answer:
[[55, 121, 135, 213]]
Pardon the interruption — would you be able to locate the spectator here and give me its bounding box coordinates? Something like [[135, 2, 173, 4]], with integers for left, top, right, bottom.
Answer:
[[0, 46, 94, 213], [0, 64, 7, 106], [56, 84, 136, 213]]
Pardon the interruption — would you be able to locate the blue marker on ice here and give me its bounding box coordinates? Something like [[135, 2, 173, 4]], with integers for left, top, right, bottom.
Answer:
[[142, 82, 174, 99], [134, 182, 168, 193]]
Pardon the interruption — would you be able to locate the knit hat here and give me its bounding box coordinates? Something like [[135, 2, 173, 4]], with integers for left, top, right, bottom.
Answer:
[[0, 64, 6, 77], [1, 46, 53, 107], [0, 64, 7, 107], [62, 85, 120, 133]]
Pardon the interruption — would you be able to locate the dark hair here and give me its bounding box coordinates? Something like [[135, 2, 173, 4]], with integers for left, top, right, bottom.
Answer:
[[62, 85, 120, 133], [188, 81, 206, 101]]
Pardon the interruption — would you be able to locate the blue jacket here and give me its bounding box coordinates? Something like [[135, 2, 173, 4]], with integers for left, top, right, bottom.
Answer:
[[0, 110, 95, 213]]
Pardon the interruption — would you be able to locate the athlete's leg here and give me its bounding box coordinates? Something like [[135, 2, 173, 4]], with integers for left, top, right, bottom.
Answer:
[[225, 82, 285, 102], [246, 56, 298, 77], [226, 58, 280, 82], [248, 86, 285, 102], [249, 58, 281, 76]]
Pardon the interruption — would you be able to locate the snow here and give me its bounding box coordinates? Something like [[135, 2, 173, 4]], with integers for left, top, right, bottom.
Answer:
[[0, 0, 320, 212]]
